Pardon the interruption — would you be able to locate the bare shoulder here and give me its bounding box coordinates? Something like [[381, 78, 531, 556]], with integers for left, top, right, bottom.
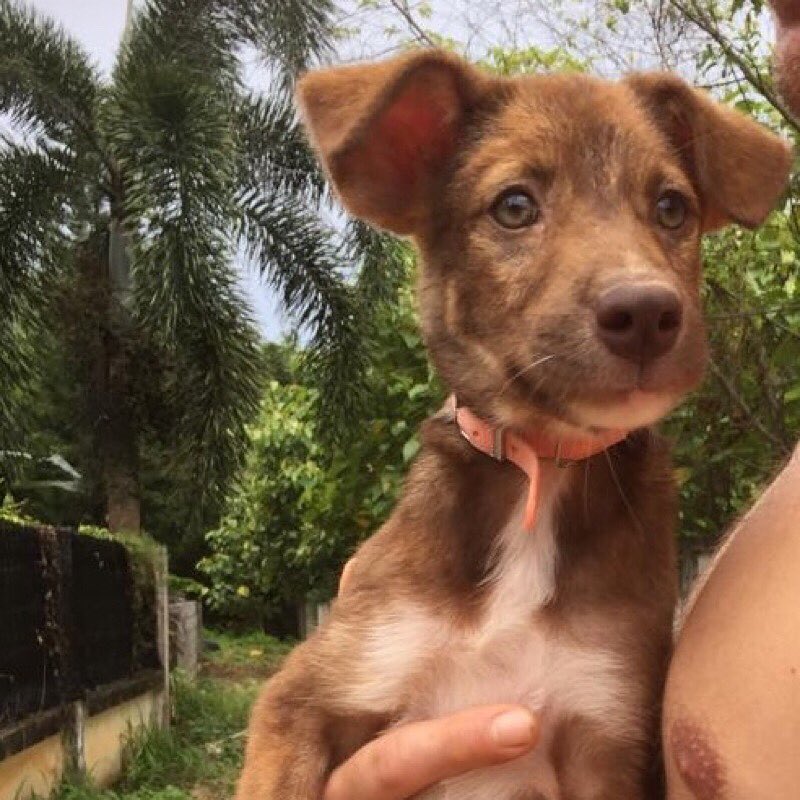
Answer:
[[663, 444, 800, 799]]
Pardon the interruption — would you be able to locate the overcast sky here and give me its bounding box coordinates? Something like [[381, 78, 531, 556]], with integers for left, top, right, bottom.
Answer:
[[29, 0, 126, 73]]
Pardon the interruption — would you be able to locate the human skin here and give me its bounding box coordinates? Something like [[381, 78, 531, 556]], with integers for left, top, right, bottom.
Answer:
[[773, 0, 800, 114], [662, 444, 800, 799], [324, 7, 800, 795], [324, 705, 540, 800]]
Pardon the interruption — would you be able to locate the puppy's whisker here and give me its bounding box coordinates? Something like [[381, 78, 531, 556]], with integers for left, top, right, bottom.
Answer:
[[498, 354, 556, 397]]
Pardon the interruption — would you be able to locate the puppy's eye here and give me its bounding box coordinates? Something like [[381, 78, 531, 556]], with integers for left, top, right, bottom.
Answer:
[[491, 189, 540, 229], [656, 191, 687, 230]]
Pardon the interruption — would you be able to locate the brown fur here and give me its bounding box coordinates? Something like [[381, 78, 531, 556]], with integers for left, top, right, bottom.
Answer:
[[236, 51, 791, 800]]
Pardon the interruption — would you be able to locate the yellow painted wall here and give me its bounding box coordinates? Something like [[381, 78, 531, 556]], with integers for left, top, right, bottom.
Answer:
[[0, 732, 64, 800], [84, 693, 160, 787], [0, 690, 163, 800]]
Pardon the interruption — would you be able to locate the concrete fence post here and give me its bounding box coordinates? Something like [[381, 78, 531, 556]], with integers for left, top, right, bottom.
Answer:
[[60, 701, 86, 775], [154, 546, 170, 728], [299, 599, 331, 639], [169, 600, 203, 677]]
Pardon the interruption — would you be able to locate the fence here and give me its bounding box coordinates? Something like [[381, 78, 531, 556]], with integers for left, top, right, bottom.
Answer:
[[0, 521, 169, 799]]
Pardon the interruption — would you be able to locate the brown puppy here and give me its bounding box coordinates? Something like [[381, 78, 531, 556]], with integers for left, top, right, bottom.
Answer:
[[236, 52, 791, 800]]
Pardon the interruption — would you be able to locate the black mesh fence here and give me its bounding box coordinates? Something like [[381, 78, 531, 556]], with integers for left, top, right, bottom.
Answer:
[[0, 525, 56, 724], [71, 535, 134, 689], [0, 521, 160, 727]]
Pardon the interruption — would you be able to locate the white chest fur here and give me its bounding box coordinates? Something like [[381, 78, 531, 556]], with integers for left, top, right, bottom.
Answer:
[[346, 496, 640, 799]]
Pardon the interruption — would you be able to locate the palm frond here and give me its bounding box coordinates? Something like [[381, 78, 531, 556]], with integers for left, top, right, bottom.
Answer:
[[114, 0, 241, 92], [0, 333, 32, 456], [348, 221, 409, 306], [149, 239, 263, 498], [235, 0, 336, 86], [0, 143, 75, 450], [0, 0, 102, 155], [118, 0, 335, 95], [236, 92, 327, 206], [236, 190, 373, 436], [0, 145, 66, 305], [236, 191, 349, 333], [107, 40, 261, 499]]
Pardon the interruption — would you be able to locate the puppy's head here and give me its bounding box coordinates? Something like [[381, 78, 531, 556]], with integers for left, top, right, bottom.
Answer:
[[298, 52, 792, 434]]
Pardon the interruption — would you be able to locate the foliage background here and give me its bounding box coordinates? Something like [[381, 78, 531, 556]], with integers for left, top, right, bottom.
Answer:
[[2, 0, 798, 624], [199, 253, 445, 624]]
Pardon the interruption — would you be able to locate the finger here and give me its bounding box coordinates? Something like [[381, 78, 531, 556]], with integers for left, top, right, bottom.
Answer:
[[338, 558, 356, 595], [324, 705, 539, 800]]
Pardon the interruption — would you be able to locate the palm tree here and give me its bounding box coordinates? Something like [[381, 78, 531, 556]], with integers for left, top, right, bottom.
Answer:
[[0, 0, 398, 531]]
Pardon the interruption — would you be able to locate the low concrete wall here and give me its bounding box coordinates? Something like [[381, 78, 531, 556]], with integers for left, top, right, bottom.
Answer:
[[0, 537, 169, 799], [0, 731, 64, 800], [0, 688, 165, 800], [84, 691, 163, 788]]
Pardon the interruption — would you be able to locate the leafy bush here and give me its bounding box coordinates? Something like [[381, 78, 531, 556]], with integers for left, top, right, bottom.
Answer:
[[0, 493, 32, 524], [199, 381, 328, 622], [199, 274, 444, 622], [666, 203, 800, 547]]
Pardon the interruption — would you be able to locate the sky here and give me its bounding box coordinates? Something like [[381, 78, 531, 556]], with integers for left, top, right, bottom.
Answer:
[[26, 0, 290, 340]]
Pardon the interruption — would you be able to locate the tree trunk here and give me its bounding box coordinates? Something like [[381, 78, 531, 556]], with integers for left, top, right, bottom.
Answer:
[[79, 219, 141, 533], [102, 217, 141, 532], [101, 340, 141, 533], [95, 0, 142, 534]]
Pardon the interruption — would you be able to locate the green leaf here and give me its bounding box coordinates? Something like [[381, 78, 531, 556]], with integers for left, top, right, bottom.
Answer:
[[402, 437, 420, 464], [784, 385, 800, 404]]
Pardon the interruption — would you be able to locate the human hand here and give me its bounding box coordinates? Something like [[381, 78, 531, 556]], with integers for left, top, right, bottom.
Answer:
[[324, 704, 539, 800]]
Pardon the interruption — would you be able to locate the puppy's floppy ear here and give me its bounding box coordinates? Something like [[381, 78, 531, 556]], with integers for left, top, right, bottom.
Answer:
[[296, 50, 492, 234], [626, 73, 793, 232]]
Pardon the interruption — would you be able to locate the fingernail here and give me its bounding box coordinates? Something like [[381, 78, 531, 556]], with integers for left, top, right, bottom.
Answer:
[[490, 709, 536, 749]]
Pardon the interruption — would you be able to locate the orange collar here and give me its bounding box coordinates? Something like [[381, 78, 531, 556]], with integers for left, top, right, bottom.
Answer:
[[448, 395, 627, 531]]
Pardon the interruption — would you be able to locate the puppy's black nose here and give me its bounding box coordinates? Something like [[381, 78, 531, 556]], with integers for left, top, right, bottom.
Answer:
[[595, 284, 683, 362]]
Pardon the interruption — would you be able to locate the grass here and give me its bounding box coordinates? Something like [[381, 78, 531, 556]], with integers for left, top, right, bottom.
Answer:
[[44, 630, 291, 800], [202, 629, 294, 682]]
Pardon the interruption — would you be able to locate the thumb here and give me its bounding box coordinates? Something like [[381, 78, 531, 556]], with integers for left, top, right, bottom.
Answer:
[[324, 705, 539, 800]]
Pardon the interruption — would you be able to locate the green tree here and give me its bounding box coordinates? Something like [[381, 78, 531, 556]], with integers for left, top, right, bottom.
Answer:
[[200, 379, 324, 624], [200, 253, 445, 622], [0, 0, 398, 532]]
